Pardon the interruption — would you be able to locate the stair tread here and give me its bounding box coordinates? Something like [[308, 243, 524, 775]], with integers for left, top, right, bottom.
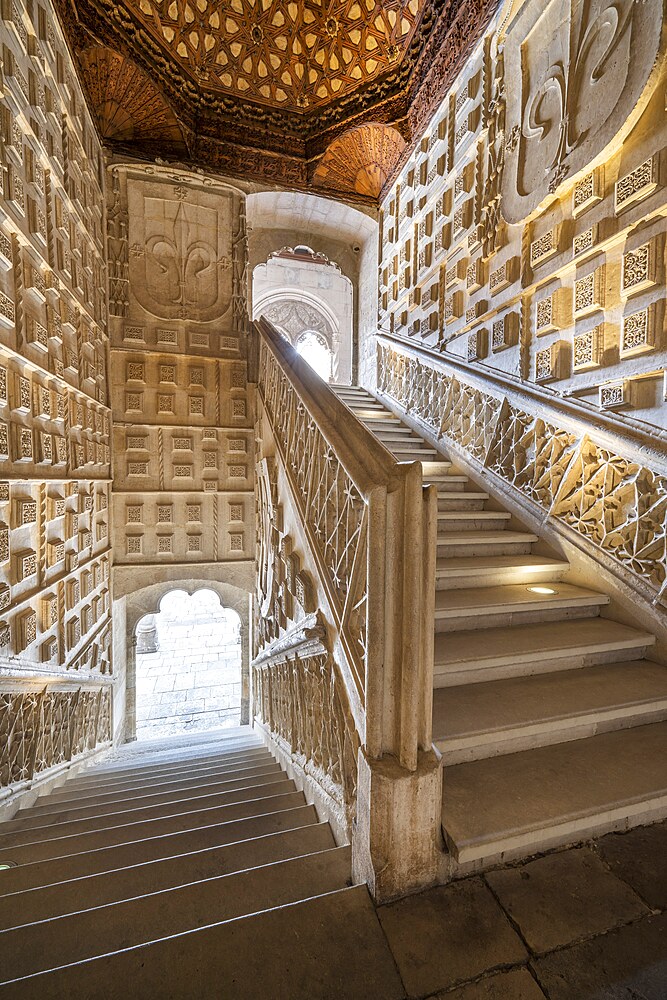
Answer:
[[0, 846, 354, 983], [436, 555, 573, 576], [0, 805, 320, 894], [0, 823, 337, 929], [437, 530, 537, 543], [434, 617, 655, 668], [435, 582, 610, 616], [19, 769, 287, 825], [4, 792, 309, 864], [433, 660, 667, 744], [5, 885, 404, 1000], [0, 777, 296, 843], [437, 511, 511, 520], [442, 721, 667, 862]]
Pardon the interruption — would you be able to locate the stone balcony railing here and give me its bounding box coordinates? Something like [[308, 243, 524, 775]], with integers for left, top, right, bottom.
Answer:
[[376, 334, 667, 614]]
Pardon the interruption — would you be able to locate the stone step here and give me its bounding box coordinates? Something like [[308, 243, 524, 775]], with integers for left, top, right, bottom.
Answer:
[[434, 582, 609, 632], [442, 721, 667, 866], [1, 885, 404, 1000], [0, 823, 337, 929], [0, 777, 297, 846], [437, 492, 489, 511], [51, 755, 277, 798], [92, 733, 264, 766], [0, 846, 353, 984], [368, 427, 423, 441], [433, 660, 667, 762], [0, 804, 320, 894], [437, 511, 512, 531], [388, 446, 439, 459], [15, 767, 287, 826], [437, 531, 537, 558], [76, 744, 270, 782], [433, 618, 656, 687], [427, 476, 470, 491], [0, 791, 309, 865], [435, 555, 571, 590]]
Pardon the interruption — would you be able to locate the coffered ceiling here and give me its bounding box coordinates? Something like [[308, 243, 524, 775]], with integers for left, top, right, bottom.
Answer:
[[56, 0, 502, 202]]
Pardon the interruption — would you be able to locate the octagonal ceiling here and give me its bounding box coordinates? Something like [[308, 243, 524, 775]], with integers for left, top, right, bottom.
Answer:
[[56, 0, 503, 201], [130, 0, 425, 113]]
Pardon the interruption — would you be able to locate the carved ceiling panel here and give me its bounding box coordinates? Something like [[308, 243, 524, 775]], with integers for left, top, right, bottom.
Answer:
[[79, 47, 186, 148], [313, 124, 407, 198]]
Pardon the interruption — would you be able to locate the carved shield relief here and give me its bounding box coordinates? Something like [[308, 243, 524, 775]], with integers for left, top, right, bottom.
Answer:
[[127, 181, 234, 322], [501, 0, 665, 223]]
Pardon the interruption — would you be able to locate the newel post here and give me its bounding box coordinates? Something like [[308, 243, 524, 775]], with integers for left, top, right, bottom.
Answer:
[[352, 466, 443, 902]]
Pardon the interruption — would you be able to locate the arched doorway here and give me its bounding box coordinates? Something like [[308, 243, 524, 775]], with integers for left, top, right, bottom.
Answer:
[[134, 588, 242, 739], [252, 246, 353, 383]]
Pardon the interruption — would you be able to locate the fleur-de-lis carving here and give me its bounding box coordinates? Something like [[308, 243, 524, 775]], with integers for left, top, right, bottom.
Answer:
[[523, 0, 635, 176]]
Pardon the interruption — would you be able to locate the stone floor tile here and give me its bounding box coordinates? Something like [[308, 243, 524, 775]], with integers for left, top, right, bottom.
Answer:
[[427, 968, 547, 1000], [532, 911, 667, 1000], [378, 878, 527, 998], [597, 821, 667, 910], [486, 847, 648, 954]]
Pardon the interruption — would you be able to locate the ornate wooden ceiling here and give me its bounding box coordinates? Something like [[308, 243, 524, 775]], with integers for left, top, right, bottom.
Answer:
[[56, 0, 502, 202], [127, 0, 425, 113]]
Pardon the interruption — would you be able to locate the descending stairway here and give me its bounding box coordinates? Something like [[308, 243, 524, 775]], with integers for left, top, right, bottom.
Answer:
[[332, 384, 667, 869], [0, 728, 403, 999]]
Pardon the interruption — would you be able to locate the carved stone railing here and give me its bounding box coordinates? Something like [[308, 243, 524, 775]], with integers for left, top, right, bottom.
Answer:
[[256, 317, 440, 899], [257, 317, 436, 769], [253, 613, 360, 835], [377, 335, 667, 610], [0, 684, 112, 801]]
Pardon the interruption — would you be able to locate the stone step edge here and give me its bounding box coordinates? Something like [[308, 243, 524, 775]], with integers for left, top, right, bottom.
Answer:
[[2, 844, 352, 935], [0, 884, 367, 987], [447, 792, 667, 865]]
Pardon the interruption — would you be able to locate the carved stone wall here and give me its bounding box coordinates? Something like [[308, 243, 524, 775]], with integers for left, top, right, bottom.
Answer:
[[375, 0, 667, 435], [108, 166, 255, 572], [0, 0, 113, 787]]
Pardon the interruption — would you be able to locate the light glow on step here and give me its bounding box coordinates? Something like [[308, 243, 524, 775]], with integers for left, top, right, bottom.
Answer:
[[0, 861, 16, 870], [526, 586, 558, 595]]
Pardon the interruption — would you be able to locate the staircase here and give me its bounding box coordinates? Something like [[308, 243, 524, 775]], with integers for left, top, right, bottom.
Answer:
[[333, 384, 667, 870], [0, 728, 403, 999]]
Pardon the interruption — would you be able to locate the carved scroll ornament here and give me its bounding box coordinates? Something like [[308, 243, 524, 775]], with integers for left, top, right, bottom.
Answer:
[[502, 0, 664, 221]]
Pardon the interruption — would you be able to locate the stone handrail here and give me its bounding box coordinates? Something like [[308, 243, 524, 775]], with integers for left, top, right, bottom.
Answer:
[[256, 317, 437, 771], [377, 333, 667, 608]]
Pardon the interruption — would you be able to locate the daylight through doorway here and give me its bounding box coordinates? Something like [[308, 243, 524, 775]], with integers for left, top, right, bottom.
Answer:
[[134, 589, 242, 739]]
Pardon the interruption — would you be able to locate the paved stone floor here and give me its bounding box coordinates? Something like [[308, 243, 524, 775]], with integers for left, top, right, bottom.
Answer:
[[135, 608, 242, 739], [377, 820, 667, 999]]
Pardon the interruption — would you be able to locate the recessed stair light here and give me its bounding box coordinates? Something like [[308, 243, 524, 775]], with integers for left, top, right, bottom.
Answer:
[[527, 586, 558, 595], [0, 861, 17, 870]]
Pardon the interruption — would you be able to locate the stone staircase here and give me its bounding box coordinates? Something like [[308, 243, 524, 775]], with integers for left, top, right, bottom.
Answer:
[[332, 384, 667, 870], [0, 727, 403, 999]]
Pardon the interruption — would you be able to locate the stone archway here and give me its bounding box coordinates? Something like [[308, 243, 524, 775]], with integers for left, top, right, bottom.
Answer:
[[252, 248, 354, 383], [118, 578, 251, 743], [134, 589, 243, 739]]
